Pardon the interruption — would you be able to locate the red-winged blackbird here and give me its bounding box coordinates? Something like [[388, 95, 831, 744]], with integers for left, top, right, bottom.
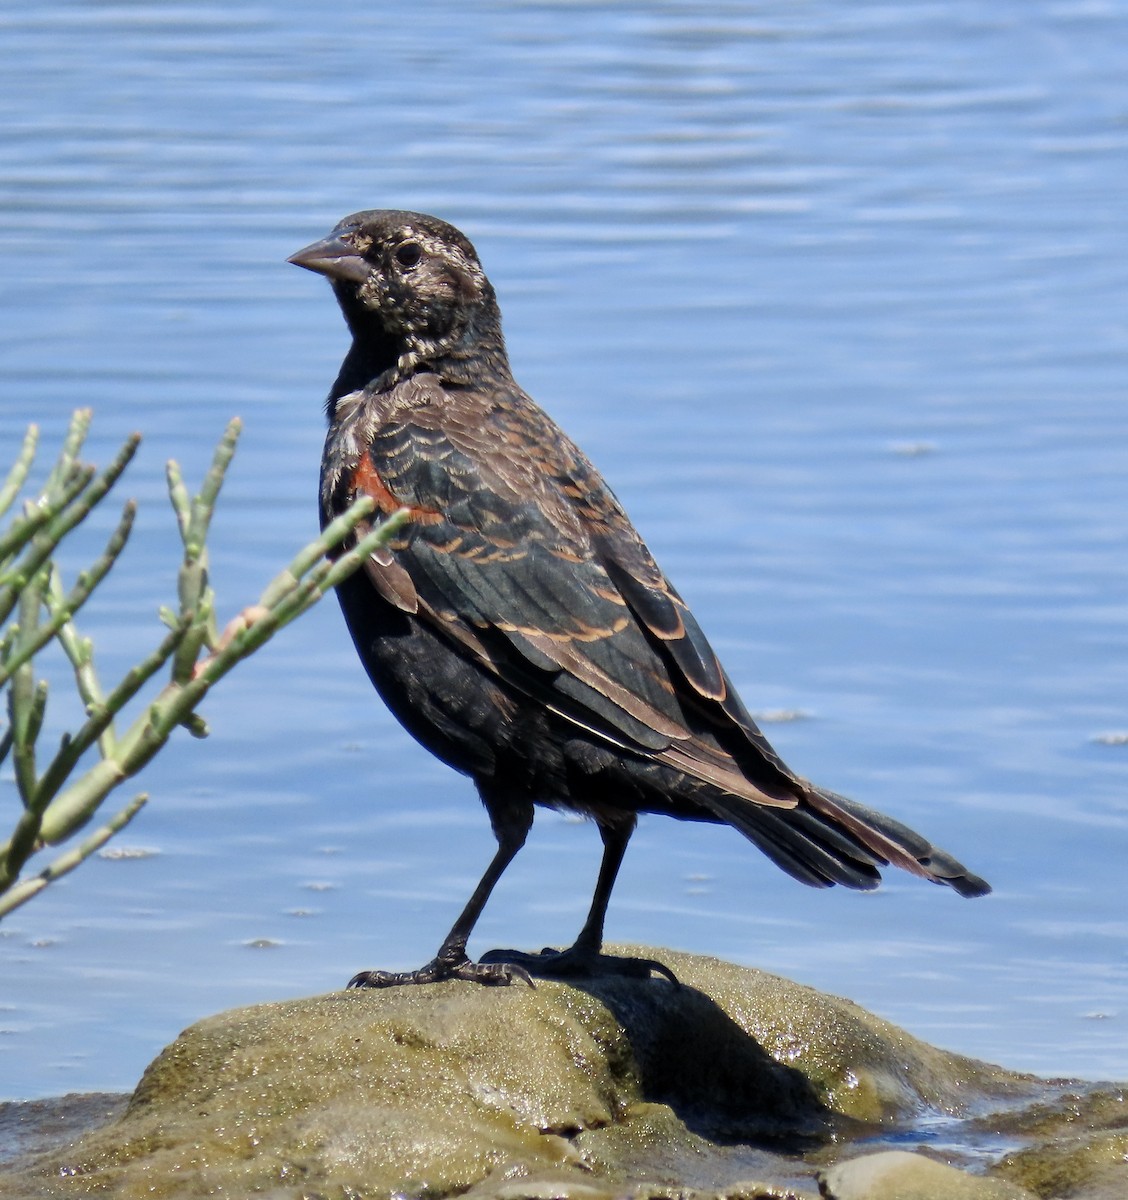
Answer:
[[290, 210, 990, 989]]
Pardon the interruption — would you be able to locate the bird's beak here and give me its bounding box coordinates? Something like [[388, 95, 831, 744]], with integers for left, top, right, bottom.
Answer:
[[287, 232, 370, 285]]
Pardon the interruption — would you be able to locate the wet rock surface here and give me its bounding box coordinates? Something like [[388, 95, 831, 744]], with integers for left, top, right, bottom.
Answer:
[[0, 947, 1124, 1199]]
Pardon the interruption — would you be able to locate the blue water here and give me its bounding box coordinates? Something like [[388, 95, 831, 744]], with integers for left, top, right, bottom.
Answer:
[[1, 0, 1126, 1100]]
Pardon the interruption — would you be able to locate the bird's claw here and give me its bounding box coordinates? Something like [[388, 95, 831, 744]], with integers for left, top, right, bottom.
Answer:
[[347, 955, 535, 990], [480, 946, 679, 986]]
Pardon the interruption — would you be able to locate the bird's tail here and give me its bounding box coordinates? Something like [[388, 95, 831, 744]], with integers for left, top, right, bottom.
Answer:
[[700, 783, 991, 897]]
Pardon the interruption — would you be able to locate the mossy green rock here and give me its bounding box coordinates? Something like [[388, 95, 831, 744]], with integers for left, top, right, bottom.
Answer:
[[0, 947, 1123, 1199]]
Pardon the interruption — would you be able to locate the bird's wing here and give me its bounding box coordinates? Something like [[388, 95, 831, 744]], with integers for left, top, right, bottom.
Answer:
[[342, 379, 800, 810]]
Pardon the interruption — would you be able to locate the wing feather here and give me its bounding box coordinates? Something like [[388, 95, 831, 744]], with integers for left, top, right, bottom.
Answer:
[[340, 378, 800, 810]]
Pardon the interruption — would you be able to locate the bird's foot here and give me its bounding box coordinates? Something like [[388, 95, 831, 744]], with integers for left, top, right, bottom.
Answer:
[[347, 954, 534, 989], [479, 945, 678, 985]]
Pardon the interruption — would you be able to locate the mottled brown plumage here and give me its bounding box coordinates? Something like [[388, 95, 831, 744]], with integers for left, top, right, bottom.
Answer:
[[290, 210, 989, 989]]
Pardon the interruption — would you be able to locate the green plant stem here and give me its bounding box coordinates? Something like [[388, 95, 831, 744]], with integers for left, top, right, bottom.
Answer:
[[26, 619, 192, 843], [0, 430, 138, 625], [0, 500, 136, 691], [0, 465, 94, 583], [0, 793, 148, 919], [1, 413, 405, 920], [0, 425, 38, 520]]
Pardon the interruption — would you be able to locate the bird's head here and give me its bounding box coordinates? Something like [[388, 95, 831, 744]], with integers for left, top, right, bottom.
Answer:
[[289, 210, 502, 381]]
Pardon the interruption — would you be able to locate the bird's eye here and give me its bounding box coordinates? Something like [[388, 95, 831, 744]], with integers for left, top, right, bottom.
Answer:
[[394, 242, 422, 268]]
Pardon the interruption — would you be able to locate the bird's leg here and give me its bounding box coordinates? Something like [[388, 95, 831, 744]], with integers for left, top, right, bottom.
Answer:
[[565, 816, 634, 956], [349, 807, 534, 989], [482, 818, 678, 984]]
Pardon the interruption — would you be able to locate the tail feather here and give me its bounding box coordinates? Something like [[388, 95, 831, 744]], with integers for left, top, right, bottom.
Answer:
[[704, 792, 883, 890], [808, 786, 991, 898], [699, 783, 991, 898]]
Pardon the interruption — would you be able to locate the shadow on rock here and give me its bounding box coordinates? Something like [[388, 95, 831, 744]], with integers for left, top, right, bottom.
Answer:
[[561, 970, 834, 1146]]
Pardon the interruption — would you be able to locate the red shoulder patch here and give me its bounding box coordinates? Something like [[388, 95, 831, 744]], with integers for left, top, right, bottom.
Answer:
[[350, 454, 441, 524]]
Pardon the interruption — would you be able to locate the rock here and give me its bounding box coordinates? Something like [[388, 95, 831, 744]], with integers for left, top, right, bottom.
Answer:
[[820, 1150, 1037, 1199], [0, 947, 1120, 1199], [614, 949, 1026, 1124], [996, 1126, 1128, 1199]]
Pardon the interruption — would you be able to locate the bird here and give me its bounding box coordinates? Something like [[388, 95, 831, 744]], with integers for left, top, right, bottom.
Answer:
[[289, 209, 990, 989]]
